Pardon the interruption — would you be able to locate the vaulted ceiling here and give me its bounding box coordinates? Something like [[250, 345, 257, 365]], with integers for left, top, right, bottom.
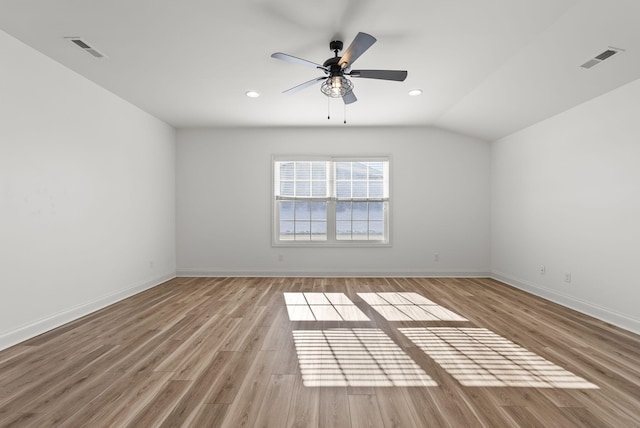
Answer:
[[1, 0, 639, 140]]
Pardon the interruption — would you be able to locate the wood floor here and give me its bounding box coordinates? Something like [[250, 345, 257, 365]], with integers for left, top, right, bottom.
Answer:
[[1, 277, 639, 427]]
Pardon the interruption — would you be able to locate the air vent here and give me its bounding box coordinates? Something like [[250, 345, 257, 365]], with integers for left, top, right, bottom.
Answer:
[[70, 39, 91, 49], [580, 59, 600, 69], [595, 49, 617, 61], [66, 37, 107, 58], [581, 46, 623, 69], [85, 48, 105, 58]]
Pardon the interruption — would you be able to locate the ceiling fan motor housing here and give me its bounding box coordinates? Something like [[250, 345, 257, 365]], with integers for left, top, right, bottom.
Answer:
[[323, 57, 343, 75]]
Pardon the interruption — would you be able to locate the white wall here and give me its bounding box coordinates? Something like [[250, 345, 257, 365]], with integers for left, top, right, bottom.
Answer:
[[492, 78, 640, 333], [0, 30, 176, 350], [177, 126, 491, 276]]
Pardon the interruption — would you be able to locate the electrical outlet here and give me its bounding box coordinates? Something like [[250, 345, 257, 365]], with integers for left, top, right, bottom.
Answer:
[[434, 253, 440, 262], [540, 265, 546, 275], [278, 254, 284, 262], [564, 272, 571, 283]]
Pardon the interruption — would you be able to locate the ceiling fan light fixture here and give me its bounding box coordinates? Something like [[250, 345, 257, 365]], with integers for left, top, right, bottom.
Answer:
[[321, 76, 354, 98], [409, 89, 423, 96]]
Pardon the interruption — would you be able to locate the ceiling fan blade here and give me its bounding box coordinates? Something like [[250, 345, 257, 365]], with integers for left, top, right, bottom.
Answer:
[[343, 91, 357, 104], [282, 76, 327, 94], [348, 69, 408, 81], [338, 32, 376, 69], [271, 52, 327, 71]]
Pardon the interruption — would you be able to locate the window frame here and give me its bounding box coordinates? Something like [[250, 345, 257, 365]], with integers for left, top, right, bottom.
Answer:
[[272, 155, 392, 247]]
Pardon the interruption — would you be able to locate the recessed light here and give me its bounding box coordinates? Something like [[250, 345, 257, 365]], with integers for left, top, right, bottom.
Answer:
[[246, 91, 260, 98], [408, 89, 423, 97]]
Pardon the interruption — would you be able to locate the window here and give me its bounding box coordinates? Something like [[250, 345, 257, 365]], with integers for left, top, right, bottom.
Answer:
[[273, 157, 390, 246]]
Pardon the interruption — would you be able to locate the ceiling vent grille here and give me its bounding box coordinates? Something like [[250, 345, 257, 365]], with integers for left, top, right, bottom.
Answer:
[[66, 37, 107, 58], [581, 47, 623, 69]]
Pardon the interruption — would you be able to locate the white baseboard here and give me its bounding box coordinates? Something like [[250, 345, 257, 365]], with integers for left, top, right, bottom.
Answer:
[[0, 272, 176, 351], [176, 268, 491, 278], [491, 271, 640, 335]]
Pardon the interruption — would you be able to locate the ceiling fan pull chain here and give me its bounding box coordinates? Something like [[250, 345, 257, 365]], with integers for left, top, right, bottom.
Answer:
[[344, 104, 347, 124], [328, 97, 331, 120]]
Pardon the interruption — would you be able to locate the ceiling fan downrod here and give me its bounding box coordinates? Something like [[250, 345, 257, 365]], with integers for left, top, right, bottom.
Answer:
[[329, 40, 343, 58]]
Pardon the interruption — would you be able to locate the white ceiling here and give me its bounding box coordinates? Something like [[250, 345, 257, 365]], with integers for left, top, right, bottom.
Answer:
[[1, 0, 639, 141]]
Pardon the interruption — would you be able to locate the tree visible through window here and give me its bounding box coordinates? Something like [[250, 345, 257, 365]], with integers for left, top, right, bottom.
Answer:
[[274, 157, 390, 245]]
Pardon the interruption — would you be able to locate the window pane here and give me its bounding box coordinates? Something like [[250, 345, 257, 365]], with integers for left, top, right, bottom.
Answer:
[[280, 181, 294, 197], [352, 221, 368, 239], [352, 202, 368, 220], [352, 181, 367, 198], [369, 181, 383, 198], [296, 181, 310, 197], [280, 201, 294, 220], [369, 202, 384, 220], [336, 221, 351, 240], [312, 162, 327, 180], [312, 181, 326, 197], [295, 201, 310, 219], [280, 162, 294, 180], [295, 221, 311, 239], [311, 221, 327, 240], [280, 221, 294, 240], [369, 221, 384, 239], [296, 162, 310, 180], [336, 202, 351, 220], [311, 202, 326, 220], [368, 162, 384, 179], [336, 162, 351, 180], [352, 162, 367, 179], [336, 181, 351, 198]]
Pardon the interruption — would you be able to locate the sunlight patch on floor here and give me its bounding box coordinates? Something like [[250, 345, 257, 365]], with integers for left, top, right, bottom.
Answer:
[[284, 292, 370, 321], [400, 327, 598, 389], [357, 292, 467, 321], [293, 329, 437, 387]]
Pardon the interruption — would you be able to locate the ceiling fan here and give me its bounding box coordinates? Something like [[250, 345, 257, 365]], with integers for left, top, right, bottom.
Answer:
[[271, 32, 407, 104]]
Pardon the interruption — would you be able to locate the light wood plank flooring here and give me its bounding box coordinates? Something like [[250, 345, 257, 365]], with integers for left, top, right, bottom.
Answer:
[[1, 277, 639, 427]]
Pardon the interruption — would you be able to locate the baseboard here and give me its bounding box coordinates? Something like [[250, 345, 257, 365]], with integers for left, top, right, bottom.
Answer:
[[0, 271, 176, 351], [176, 268, 492, 278], [491, 271, 640, 335]]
